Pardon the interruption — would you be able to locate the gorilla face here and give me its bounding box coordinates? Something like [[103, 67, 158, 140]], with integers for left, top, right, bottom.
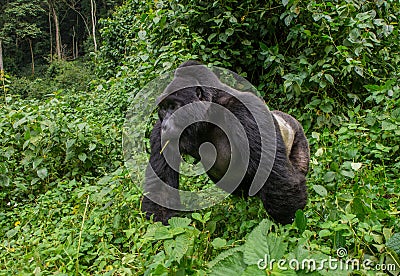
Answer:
[[157, 87, 209, 141], [158, 95, 183, 140]]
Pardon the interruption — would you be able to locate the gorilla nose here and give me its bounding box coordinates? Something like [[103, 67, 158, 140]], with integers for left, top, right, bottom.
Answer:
[[161, 122, 172, 136], [161, 121, 177, 139], [161, 121, 169, 132]]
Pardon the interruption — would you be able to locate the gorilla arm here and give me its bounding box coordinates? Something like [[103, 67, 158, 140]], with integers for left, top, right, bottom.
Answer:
[[141, 120, 181, 225]]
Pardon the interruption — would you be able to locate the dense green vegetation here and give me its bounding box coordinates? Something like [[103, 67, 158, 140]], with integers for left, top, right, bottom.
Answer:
[[1, 0, 399, 274]]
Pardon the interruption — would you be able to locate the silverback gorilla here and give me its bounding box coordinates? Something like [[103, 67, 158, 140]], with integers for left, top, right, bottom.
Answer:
[[141, 61, 310, 225]]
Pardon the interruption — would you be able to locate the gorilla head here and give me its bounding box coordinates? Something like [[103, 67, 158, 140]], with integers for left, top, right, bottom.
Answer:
[[157, 87, 210, 141], [142, 61, 310, 225]]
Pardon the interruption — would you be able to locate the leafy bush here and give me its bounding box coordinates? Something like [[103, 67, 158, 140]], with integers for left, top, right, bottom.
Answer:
[[98, 0, 399, 112], [9, 60, 95, 98], [0, 82, 126, 206]]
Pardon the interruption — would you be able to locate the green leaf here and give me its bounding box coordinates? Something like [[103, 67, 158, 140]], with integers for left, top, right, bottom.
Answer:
[[89, 143, 96, 151], [241, 265, 266, 276], [391, 108, 400, 121], [312, 185, 328, 197], [324, 74, 334, 84], [124, 228, 136, 239], [154, 227, 173, 240], [209, 251, 246, 276], [387, 233, 400, 255], [23, 139, 30, 150], [356, 10, 376, 21], [219, 33, 228, 42], [152, 263, 168, 275], [208, 33, 217, 42], [160, 16, 167, 27], [37, 167, 48, 179], [0, 175, 10, 187], [383, 228, 393, 242], [323, 171, 336, 183], [169, 227, 185, 236], [212, 238, 227, 249], [352, 198, 366, 220], [153, 16, 160, 24], [334, 230, 346, 250], [192, 213, 202, 222], [206, 220, 217, 234], [225, 28, 234, 36], [270, 263, 297, 275], [140, 54, 149, 62], [78, 153, 87, 162], [66, 139, 76, 149], [204, 211, 211, 222], [6, 228, 19, 239], [208, 246, 244, 269], [243, 219, 287, 265], [341, 170, 355, 178], [382, 121, 397, 131], [77, 123, 86, 131], [311, 132, 320, 140], [365, 115, 376, 126], [13, 117, 27, 129], [295, 210, 307, 233], [313, 13, 323, 21], [350, 162, 362, 171], [320, 102, 333, 113], [168, 217, 191, 228], [229, 16, 237, 23], [33, 158, 43, 170], [319, 229, 332, 237], [354, 66, 363, 77], [315, 148, 324, 157], [138, 30, 147, 40], [164, 233, 191, 263]]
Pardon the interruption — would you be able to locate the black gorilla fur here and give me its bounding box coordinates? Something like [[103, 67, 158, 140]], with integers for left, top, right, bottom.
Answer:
[[142, 61, 310, 225]]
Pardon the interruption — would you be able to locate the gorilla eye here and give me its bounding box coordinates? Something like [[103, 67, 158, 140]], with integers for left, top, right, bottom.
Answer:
[[166, 101, 181, 111]]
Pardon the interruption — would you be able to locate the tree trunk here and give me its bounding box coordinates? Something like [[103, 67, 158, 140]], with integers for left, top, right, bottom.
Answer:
[[63, 2, 90, 36], [29, 39, 35, 75], [76, 37, 79, 60], [49, 1, 62, 60], [0, 39, 4, 73], [48, 9, 53, 62], [90, 0, 97, 52], [1, 39, 5, 102], [72, 26, 76, 59]]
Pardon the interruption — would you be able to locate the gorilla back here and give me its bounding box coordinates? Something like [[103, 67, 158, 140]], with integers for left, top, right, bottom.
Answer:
[[141, 61, 310, 225]]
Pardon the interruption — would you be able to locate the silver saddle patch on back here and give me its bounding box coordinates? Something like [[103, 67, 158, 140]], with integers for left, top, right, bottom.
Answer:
[[273, 114, 295, 158]]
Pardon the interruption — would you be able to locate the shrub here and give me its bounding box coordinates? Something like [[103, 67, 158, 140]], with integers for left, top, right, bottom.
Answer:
[[9, 60, 95, 98]]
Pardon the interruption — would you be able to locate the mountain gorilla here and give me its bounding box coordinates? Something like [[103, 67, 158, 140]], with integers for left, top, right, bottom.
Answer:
[[141, 61, 310, 225]]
